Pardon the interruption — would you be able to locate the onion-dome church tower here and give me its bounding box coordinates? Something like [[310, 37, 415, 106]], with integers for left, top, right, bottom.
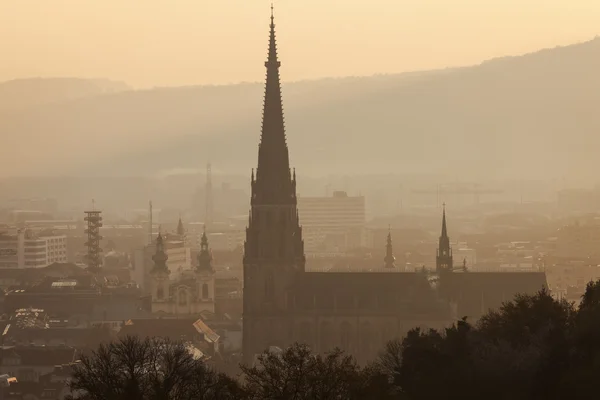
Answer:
[[195, 227, 215, 309], [150, 233, 170, 303], [150, 227, 216, 315]]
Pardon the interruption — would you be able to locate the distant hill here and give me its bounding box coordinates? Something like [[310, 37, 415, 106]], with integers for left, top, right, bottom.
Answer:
[[0, 78, 130, 111], [2, 38, 600, 182]]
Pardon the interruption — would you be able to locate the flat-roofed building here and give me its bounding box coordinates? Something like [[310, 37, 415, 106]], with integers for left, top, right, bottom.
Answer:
[[0, 230, 67, 269], [297, 191, 366, 253]]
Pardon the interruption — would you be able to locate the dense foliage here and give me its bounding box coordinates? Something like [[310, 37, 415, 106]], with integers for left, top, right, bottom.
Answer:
[[70, 281, 600, 400]]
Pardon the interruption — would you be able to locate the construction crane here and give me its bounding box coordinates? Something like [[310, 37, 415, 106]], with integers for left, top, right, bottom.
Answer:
[[412, 183, 503, 206]]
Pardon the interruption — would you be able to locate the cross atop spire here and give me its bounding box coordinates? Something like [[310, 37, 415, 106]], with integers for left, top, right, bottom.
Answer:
[[271, 3, 274, 22]]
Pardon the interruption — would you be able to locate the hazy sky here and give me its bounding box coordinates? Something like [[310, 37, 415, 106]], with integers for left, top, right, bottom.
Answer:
[[0, 0, 598, 88]]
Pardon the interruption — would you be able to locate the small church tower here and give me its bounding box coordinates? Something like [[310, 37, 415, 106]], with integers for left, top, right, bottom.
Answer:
[[196, 227, 215, 313], [150, 233, 170, 303], [436, 204, 453, 272], [176, 216, 185, 237], [384, 228, 396, 269], [176, 216, 187, 244]]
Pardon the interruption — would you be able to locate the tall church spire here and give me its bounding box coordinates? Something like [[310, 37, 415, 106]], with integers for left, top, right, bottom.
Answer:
[[436, 204, 453, 272], [243, 5, 305, 268], [243, 7, 305, 364], [253, 3, 295, 205], [384, 227, 396, 269], [441, 203, 448, 238]]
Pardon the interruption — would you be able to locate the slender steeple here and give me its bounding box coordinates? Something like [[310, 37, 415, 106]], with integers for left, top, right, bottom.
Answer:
[[152, 233, 169, 273], [176, 216, 185, 237], [384, 226, 396, 269], [436, 204, 453, 272], [243, 6, 304, 267], [253, 3, 295, 205], [441, 204, 448, 238], [197, 226, 213, 272]]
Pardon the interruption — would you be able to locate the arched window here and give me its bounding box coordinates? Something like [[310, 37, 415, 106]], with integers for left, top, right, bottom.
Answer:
[[156, 285, 164, 300], [179, 290, 187, 305], [202, 283, 209, 299]]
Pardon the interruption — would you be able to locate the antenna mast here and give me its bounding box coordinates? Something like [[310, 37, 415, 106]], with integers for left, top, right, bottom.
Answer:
[[205, 163, 213, 231], [148, 200, 153, 245]]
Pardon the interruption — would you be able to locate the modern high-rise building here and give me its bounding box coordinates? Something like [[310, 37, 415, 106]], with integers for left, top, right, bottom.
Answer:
[[0, 230, 67, 269], [298, 191, 366, 252]]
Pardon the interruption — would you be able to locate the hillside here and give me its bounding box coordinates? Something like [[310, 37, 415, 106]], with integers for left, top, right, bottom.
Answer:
[[0, 78, 130, 112], [1, 38, 600, 181]]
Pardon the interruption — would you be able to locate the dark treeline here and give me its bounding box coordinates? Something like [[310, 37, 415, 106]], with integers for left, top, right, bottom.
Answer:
[[68, 281, 600, 400]]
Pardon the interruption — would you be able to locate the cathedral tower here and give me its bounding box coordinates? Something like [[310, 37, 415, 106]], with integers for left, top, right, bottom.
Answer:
[[436, 205, 453, 272], [243, 6, 305, 363]]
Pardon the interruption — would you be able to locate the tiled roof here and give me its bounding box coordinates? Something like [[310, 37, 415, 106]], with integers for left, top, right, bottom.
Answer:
[[440, 271, 548, 319], [192, 319, 220, 343], [297, 271, 434, 293], [3, 380, 67, 399], [4, 326, 115, 348], [1, 346, 76, 366], [119, 319, 201, 342]]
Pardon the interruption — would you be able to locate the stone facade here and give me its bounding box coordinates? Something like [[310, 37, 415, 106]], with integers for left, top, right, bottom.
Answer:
[[150, 230, 215, 316]]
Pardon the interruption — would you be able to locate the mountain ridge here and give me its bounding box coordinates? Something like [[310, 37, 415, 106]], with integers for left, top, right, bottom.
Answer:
[[2, 37, 600, 183]]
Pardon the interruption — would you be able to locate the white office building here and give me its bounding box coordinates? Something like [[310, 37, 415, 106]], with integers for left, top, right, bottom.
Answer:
[[297, 191, 366, 253], [0, 230, 67, 269]]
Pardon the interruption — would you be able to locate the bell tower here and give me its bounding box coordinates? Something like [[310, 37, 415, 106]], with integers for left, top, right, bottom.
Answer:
[[243, 5, 305, 364], [150, 233, 170, 309], [195, 226, 215, 313]]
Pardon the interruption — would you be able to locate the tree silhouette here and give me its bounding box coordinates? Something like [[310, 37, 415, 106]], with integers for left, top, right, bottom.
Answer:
[[67, 336, 240, 400], [69, 281, 600, 400], [240, 343, 394, 400], [377, 287, 582, 400]]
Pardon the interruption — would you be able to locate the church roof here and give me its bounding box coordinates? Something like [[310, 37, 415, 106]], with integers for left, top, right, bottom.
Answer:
[[441, 271, 547, 293], [297, 271, 432, 292], [440, 271, 548, 319]]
